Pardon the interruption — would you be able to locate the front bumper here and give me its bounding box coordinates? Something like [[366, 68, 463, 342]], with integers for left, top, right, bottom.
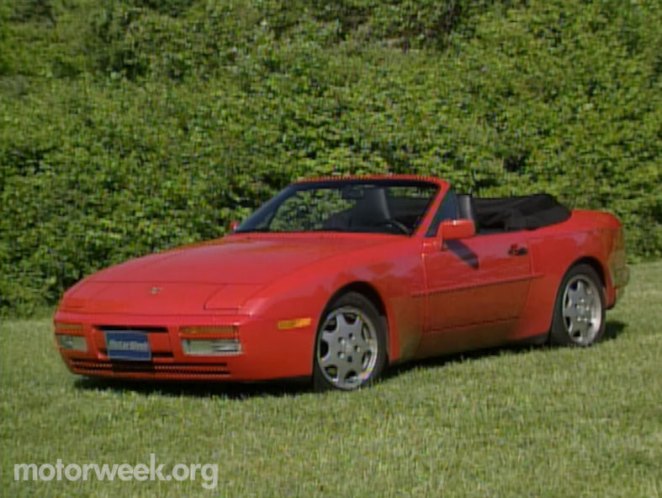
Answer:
[[53, 311, 316, 382]]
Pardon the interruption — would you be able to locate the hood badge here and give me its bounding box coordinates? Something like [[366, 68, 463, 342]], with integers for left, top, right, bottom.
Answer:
[[150, 287, 162, 295]]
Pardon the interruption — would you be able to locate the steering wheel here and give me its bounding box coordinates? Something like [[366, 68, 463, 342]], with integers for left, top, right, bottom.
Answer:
[[380, 219, 410, 235]]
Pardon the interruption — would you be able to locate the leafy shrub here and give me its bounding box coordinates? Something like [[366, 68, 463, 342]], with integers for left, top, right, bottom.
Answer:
[[0, 0, 660, 314]]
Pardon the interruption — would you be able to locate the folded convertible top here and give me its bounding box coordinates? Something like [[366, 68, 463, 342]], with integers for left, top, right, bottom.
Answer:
[[473, 193, 571, 231]]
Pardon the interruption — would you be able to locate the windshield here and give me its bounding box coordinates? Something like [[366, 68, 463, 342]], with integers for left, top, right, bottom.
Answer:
[[236, 179, 439, 236]]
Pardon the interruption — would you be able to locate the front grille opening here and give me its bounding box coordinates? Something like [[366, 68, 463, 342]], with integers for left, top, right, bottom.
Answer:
[[70, 359, 231, 376]]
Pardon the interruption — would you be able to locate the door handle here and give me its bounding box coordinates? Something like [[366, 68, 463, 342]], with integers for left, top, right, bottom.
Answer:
[[508, 244, 528, 256]]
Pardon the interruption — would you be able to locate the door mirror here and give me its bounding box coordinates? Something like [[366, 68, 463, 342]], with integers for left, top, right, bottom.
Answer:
[[439, 219, 475, 241], [228, 220, 240, 232]]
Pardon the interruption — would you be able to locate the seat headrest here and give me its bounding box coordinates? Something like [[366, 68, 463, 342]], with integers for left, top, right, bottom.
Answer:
[[457, 194, 475, 222], [352, 188, 391, 226]]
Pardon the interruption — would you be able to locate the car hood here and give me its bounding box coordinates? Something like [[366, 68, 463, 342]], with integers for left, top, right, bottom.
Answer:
[[90, 235, 388, 285], [59, 235, 393, 315]]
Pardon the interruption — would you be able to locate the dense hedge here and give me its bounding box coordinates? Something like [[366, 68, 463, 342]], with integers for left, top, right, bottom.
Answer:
[[1, 0, 660, 314]]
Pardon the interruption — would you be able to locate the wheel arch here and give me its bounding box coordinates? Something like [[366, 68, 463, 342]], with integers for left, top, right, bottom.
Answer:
[[567, 256, 607, 289]]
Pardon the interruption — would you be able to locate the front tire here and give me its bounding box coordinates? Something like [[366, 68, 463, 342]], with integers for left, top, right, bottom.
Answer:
[[313, 292, 387, 391], [550, 264, 606, 346]]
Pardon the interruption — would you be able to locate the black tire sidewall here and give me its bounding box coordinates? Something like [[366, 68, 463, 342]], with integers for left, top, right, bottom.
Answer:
[[550, 264, 606, 347], [313, 292, 388, 391]]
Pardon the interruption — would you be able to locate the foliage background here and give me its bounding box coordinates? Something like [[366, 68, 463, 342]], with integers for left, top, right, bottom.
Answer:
[[0, 0, 660, 314]]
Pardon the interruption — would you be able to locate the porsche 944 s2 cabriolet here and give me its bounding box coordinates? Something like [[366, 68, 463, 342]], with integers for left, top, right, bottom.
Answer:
[[54, 176, 629, 390]]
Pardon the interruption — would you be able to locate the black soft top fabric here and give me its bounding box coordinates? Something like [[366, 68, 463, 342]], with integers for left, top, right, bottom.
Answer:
[[473, 193, 571, 231]]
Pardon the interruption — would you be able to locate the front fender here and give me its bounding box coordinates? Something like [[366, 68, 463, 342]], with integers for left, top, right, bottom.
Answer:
[[243, 238, 426, 364]]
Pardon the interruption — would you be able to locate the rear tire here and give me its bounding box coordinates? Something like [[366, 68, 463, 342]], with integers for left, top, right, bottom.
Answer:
[[550, 264, 606, 346], [313, 292, 387, 391]]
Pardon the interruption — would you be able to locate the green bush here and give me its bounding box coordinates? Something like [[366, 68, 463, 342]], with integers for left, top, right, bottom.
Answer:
[[0, 0, 660, 314]]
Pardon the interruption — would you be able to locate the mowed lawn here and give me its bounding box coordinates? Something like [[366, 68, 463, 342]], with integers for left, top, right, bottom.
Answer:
[[1, 262, 661, 497]]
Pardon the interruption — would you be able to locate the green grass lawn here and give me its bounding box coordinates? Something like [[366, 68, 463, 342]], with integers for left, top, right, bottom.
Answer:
[[1, 262, 661, 497]]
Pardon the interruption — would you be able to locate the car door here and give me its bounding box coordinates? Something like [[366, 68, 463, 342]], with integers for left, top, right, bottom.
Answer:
[[419, 191, 533, 353], [423, 232, 532, 332]]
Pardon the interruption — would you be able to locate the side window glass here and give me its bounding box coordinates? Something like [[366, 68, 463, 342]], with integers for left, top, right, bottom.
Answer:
[[426, 190, 458, 237]]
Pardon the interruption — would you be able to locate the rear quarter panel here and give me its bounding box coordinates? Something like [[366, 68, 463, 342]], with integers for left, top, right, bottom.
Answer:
[[511, 209, 625, 340]]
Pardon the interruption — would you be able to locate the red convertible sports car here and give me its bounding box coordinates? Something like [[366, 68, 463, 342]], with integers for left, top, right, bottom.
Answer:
[[54, 176, 629, 390]]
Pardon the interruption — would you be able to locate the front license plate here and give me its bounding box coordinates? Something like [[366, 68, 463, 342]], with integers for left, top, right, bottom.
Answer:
[[105, 331, 151, 361]]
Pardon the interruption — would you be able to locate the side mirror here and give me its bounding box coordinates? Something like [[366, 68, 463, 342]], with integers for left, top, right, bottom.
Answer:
[[439, 219, 475, 241], [229, 220, 240, 232]]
